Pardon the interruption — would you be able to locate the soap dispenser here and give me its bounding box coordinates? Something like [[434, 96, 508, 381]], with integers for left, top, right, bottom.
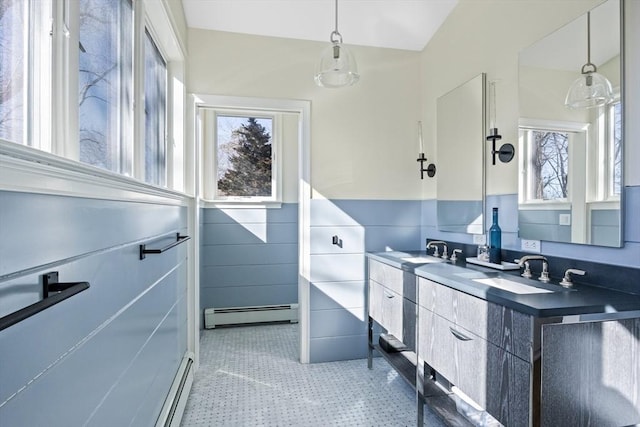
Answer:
[[489, 207, 502, 264]]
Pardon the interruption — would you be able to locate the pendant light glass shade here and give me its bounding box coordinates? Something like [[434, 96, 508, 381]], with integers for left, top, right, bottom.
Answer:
[[565, 11, 613, 109], [314, 0, 359, 88]]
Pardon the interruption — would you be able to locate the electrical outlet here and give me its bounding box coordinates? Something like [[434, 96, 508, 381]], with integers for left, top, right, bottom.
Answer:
[[559, 214, 571, 226], [473, 234, 486, 245], [521, 239, 541, 253]]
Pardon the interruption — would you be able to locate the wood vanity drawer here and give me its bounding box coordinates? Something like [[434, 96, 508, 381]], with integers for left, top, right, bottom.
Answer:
[[369, 280, 403, 339], [417, 277, 454, 319], [369, 260, 403, 296], [454, 289, 533, 362], [418, 277, 533, 361], [418, 306, 457, 385]]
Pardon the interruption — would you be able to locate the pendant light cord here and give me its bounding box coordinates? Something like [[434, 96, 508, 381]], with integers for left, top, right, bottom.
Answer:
[[582, 11, 597, 74], [330, 0, 343, 43]]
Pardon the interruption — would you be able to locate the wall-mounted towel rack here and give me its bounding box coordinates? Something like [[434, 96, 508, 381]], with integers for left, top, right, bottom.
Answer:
[[0, 271, 90, 332], [139, 233, 190, 260]]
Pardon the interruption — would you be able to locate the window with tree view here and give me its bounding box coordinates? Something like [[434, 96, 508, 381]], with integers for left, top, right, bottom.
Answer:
[[78, 0, 133, 173], [215, 115, 275, 200], [528, 130, 569, 200], [610, 101, 622, 196]]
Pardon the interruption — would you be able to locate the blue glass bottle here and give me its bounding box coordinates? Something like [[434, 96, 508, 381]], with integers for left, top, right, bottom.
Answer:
[[489, 207, 502, 264]]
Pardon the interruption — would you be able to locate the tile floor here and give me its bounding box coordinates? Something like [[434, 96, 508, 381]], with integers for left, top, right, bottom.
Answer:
[[180, 323, 448, 426]]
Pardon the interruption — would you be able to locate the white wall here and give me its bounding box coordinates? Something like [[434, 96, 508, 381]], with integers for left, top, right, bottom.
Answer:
[[418, 0, 606, 198], [187, 29, 422, 200]]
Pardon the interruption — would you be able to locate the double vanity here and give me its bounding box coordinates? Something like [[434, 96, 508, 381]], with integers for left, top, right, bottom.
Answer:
[[366, 250, 640, 427]]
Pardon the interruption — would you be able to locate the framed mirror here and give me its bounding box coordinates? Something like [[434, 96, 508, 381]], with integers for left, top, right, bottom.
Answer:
[[518, 0, 622, 247], [436, 73, 485, 235]]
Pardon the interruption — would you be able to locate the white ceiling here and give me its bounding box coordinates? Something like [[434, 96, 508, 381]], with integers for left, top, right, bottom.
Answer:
[[181, 0, 459, 51]]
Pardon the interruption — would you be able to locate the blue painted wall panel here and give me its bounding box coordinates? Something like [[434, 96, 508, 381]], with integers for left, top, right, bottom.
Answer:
[[0, 191, 188, 425], [199, 204, 298, 312], [0, 191, 185, 277], [308, 200, 421, 362], [309, 334, 368, 363]]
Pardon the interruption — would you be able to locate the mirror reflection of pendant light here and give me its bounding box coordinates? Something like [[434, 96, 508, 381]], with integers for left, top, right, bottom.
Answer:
[[314, 0, 359, 88], [565, 11, 613, 109]]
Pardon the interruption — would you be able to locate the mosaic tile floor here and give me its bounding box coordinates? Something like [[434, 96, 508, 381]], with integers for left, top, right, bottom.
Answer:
[[180, 323, 447, 426]]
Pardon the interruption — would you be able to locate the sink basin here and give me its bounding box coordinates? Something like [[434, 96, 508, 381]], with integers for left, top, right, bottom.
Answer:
[[401, 256, 444, 264], [473, 277, 554, 295]]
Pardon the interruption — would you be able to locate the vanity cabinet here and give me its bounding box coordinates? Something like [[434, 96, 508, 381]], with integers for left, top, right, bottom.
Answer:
[[541, 318, 640, 426], [418, 277, 532, 426], [367, 253, 640, 427], [369, 259, 416, 351]]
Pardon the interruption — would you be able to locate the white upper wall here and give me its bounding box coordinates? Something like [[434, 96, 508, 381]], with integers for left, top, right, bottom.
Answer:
[[187, 29, 422, 200], [417, 0, 622, 198], [185, 0, 639, 201]]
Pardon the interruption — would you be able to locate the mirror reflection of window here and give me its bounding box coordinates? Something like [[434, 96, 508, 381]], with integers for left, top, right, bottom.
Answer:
[[531, 130, 569, 200], [609, 100, 622, 197]]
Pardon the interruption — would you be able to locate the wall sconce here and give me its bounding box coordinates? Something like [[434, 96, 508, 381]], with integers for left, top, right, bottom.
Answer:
[[486, 81, 514, 165], [417, 121, 436, 179]]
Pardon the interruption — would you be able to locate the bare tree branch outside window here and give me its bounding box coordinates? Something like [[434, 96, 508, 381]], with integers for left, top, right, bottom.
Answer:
[[530, 131, 569, 200]]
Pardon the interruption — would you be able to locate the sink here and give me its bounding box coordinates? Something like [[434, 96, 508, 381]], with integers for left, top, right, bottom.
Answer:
[[472, 277, 555, 295], [400, 256, 444, 264]]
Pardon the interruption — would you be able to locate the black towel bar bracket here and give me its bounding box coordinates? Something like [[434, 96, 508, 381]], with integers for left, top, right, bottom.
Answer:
[[139, 233, 190, 260], [0, 271, 90, 332]]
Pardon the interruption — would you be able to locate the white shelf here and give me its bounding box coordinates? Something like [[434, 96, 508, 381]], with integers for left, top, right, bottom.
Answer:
[[465, 257, 521, 271]]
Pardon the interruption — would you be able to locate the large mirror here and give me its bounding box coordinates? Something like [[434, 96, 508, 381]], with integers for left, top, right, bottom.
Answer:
[[437, 73, 485, 235], [518, 0, 622, 247]]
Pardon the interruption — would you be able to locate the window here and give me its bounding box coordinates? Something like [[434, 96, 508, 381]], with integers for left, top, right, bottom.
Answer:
[[608, 100, 622, 196], [522, 129, 570, 201], [214, 114, 276, 200], [144, 30, 167, 186], [0, 0, 184, 191], [0, 0, 52, 148], [78, 0, 132, 173]]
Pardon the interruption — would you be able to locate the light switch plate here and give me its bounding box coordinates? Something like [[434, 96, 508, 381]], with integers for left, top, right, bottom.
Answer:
[[521, 239, 541, 253], [473, 234, 486, 245], [559, 214, 571, 225]]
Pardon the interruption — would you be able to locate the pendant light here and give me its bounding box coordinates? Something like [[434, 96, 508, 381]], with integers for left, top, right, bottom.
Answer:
[[314, 0, 359, 88], [565, 11, 613, 109]]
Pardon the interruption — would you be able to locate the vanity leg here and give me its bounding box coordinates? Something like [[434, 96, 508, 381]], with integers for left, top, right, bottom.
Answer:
[[367, 316, 373, 369], [416, 361, 425, 426]]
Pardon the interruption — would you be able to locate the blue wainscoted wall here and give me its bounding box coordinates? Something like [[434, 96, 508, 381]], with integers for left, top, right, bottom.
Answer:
[[422, 186, 640, 268], [200, 204, 298, 318], [0, 191, 188, 426], [309, 199, 422, 363]]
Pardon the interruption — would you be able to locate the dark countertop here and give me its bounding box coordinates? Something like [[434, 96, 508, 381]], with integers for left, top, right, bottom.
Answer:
[[367, 250, 640, 318]]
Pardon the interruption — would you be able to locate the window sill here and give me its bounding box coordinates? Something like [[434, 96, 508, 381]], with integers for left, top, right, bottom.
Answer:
[[0, 141, 193, 204], [200, 199, 282, 209]]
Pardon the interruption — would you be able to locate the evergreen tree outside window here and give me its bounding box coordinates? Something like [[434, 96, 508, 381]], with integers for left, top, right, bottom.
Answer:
[[215, 115, 276, 200]]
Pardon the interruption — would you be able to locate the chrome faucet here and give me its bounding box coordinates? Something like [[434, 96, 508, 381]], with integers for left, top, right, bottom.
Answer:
[[515, 255, 550, 283], [427, 240, 448, 259], [450, 249, 463, 263], [559, 268, 586, 288]]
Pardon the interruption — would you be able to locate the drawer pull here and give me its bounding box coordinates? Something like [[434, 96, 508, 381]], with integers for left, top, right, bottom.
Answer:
[[383, 290, 395, 299], [449, 327, 473, 342]]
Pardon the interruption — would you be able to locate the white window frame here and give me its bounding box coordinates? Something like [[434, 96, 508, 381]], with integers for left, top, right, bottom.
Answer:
[[201, 105, 284, 207]]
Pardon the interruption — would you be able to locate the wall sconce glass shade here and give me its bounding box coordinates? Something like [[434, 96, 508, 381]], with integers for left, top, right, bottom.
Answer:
[[565, 67, 613, 109], [314, 38, 359, 88], [564, 11, 613, 109]]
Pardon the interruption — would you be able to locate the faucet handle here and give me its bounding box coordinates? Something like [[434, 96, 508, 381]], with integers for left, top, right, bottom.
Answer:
[[450, 249, 462, 263], [431, 246, 440, 257], [521, 261, 532, 279], [559, 268, 586, 288]]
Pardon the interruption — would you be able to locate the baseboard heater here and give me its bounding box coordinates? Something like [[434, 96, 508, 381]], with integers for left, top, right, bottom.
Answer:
[[155, 352, 194, 427], [204, 304, 299, 329]]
